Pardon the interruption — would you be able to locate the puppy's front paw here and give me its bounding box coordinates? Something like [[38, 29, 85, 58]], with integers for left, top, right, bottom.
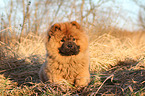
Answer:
[[75, 77, 90, 87]]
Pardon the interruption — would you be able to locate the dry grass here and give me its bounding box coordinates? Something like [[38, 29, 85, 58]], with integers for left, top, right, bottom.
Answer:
[[90, 32, 145, 72], [0, 29, 145, 95]]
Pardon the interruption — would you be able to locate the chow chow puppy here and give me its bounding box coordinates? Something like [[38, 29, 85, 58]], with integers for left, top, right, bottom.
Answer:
[[39, 21, 90, 87]]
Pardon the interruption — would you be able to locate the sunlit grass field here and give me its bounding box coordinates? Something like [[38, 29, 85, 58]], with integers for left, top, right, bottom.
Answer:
[[0, 27, 145, 95]]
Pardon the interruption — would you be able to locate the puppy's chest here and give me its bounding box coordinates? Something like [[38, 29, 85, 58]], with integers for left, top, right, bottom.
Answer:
[[58, 61, 79, 73], [48, 58, 83, 78], [58, 62, 80, 79]]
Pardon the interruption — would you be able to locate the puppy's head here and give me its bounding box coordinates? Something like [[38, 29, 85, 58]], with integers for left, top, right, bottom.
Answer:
[[47, 21, 88, 56]]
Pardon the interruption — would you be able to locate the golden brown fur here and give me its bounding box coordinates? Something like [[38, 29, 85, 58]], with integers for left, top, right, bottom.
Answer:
[[39, 21, 90, 87]]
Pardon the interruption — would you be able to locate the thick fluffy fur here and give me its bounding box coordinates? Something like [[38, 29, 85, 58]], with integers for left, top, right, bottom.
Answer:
[[39, 21, 90, 87]]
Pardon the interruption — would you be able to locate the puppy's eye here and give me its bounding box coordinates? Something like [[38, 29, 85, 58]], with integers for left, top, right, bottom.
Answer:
[[73, 38, 76, 41], [61, 39, 65, 42]]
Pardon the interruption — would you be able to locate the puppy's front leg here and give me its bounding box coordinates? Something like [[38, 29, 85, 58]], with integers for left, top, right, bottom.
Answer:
[[75, 71, 90, 87]]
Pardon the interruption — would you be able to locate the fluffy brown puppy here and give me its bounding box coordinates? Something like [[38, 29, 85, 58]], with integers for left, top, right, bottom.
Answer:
[[39, 21, 90, 87]]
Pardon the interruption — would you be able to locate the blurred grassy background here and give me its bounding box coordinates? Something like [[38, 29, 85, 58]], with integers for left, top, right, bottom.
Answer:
[[0, 0, 145, 95]]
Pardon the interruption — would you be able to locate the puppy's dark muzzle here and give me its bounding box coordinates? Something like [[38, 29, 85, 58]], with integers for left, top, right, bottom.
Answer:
[[59, 41, 80, 56]]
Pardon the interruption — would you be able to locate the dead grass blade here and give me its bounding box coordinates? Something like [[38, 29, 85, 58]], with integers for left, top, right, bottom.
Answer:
[[91, 74, 114, 95]]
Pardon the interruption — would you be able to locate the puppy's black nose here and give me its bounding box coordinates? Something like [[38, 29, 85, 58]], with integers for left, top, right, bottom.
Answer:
[[67, 43, 73, 49], [67, 44, 72, 48]]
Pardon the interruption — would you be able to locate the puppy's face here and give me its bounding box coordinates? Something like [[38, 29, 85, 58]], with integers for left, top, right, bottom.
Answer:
[[58, 35, 80, 56], [47, 21, 88, 57]]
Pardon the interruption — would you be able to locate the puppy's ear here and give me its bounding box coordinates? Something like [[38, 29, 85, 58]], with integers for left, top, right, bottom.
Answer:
[[51, 23, 61, 32], [47, 23, 61, 41], [71, 21, 80, 29]]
